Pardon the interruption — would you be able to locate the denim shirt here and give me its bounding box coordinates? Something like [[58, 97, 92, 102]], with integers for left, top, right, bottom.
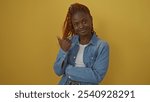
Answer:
[[54, 33, 109, 85]]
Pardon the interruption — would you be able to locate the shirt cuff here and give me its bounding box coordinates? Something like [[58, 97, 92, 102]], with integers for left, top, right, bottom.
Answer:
[[65, 64, 73, 79], [59, 48, 68, 59]]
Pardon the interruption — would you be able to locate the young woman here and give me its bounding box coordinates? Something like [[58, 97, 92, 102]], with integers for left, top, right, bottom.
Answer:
[[54, 3, 109, 85]]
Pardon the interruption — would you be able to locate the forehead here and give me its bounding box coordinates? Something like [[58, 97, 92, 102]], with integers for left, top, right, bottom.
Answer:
[[71, 11, 90, 22]]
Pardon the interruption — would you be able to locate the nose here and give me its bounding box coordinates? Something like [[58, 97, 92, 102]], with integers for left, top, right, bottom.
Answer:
[[79, 23, 83, 29]]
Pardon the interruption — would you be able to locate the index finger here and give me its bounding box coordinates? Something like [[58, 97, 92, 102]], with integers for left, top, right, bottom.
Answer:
[[57, 36, 62, 43]]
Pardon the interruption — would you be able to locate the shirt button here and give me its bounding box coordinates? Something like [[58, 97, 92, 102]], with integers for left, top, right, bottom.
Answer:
[[91, 57, 93, 59], [73, 56, 76, 59], [68, 76, 71, 78]]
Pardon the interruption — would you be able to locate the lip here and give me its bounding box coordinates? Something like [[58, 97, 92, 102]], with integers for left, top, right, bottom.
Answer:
[[79, 30, 86, 33]]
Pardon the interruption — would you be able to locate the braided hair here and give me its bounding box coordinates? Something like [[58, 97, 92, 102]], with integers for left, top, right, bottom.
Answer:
[[62, 3, 94, 39]]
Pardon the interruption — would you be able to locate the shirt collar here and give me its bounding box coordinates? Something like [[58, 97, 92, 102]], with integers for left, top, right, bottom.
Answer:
[[74, 32, 99, 46]]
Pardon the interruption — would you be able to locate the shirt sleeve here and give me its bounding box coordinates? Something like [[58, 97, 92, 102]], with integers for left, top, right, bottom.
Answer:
[[65, 41, 109, 84], [53, 48, 68, 76]]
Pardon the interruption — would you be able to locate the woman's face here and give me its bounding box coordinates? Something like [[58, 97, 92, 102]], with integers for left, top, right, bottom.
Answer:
[[71, 11, 92, 37]]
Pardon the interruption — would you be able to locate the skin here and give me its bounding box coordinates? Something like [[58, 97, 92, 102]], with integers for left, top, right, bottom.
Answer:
[[72, 11, 93, 45], [57, 36, 71, 52], [58, 11, 93, 52]]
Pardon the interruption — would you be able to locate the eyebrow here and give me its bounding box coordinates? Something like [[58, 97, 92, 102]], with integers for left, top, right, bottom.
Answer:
[[72, 17, 87, 22]]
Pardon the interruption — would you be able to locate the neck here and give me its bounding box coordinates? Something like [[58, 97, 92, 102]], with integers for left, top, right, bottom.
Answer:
[[79, 34, 93, 45]]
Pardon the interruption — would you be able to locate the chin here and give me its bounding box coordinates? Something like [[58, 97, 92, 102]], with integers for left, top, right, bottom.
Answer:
[[79, 33, 87, 36]]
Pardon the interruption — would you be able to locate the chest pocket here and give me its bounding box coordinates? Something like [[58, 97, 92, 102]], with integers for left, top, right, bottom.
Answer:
[[85, 48, 97, 68], [67, 45, 79, 65], [85, 41, 101, 68]]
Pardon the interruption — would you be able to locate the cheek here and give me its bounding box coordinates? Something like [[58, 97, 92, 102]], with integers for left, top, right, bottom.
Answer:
[[85, 24, 92, 30], [73, 27, 79, 33], [86, 20, 92, 29]]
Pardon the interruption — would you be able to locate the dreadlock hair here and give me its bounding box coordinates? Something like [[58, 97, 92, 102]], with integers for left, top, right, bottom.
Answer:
[[62, 3, 94, 39]]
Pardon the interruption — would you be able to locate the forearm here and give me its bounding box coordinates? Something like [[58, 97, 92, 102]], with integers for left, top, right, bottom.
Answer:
[[65, 65, 103, 83], [53, 48, 68, 76]]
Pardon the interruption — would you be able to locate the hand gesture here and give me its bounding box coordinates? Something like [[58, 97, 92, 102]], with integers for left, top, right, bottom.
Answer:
[[57, 36, 71, 52]]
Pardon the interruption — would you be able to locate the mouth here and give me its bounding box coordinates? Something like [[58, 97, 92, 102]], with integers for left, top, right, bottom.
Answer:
[[79, 30, 87, 33]]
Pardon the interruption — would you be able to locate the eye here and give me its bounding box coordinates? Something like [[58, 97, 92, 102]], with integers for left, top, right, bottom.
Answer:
[[73, 22, 78, 27]]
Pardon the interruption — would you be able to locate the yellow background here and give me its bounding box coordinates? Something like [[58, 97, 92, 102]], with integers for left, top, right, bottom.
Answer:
[[0, 0, 150, 84]]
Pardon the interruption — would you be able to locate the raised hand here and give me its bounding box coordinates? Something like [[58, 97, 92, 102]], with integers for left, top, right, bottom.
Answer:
[[57, 36, 71, 52]]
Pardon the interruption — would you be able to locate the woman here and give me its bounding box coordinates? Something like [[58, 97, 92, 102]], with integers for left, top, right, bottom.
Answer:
[[54, 3, 109, 85]]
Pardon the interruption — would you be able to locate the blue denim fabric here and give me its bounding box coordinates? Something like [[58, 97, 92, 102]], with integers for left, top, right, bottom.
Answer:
[[54, 33, 109, 85]]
